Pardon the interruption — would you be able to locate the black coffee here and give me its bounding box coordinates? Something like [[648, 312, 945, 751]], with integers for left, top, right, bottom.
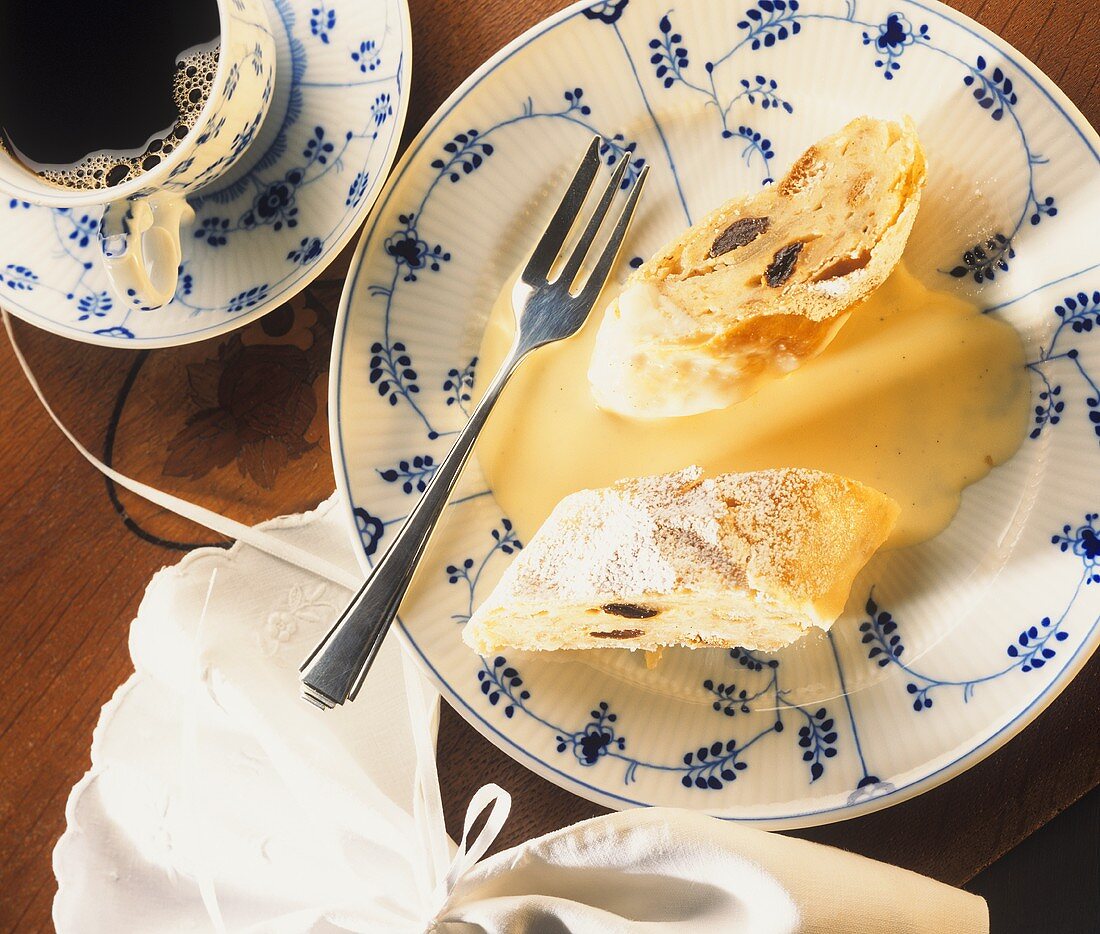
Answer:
[[0, 0, 220, 189]]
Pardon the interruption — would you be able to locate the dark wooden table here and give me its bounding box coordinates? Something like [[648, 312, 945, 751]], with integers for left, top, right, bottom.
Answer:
[[1, 1, 1098, 929]]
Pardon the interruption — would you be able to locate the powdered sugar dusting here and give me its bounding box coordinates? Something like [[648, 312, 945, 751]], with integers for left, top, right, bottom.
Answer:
[[812, 277, 852, 298], [465, 467, 899, 655], [499, 466, 728, 601], [716, 467, 897, 602]]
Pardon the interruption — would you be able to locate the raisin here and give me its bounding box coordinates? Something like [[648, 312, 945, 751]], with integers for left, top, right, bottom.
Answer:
[[601, 603, 660, 619], [709, 216, 769, 257], [765, 242, 804, 287], [590, 629, 646, 639]]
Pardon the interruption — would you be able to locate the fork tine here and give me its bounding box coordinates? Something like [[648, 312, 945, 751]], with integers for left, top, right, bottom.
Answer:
[[522, 136, 602, 284], [578, 166, 649, 305], [555, 156, 630, 290]]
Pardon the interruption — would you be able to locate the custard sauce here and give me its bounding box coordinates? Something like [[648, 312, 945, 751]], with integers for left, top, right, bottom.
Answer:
[[475, 265, 1029, 549]]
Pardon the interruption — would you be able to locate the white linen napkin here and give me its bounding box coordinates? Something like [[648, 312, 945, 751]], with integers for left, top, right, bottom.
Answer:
[[434, 806, 987, 932], [52, 494, 987, 933]]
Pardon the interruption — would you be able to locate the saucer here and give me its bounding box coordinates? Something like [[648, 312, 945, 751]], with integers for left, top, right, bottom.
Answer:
[[0, 0, 409, 347]]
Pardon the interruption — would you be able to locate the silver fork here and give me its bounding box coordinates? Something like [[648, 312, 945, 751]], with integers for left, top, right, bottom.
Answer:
[[300, 137, 648, 709]]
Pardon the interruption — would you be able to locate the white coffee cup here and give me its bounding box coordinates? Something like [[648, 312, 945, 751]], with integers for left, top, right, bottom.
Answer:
[[0, 0, 276, 310]]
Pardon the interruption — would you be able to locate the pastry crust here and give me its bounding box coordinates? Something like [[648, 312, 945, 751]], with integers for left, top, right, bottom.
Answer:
[[588, 117, 927, 418], [463, 466, 899, 656]]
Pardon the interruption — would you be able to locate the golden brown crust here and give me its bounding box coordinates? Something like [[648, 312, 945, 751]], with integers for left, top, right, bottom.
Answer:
[[642, 117, 926, 323], [715, 469, 900, 623], [588, 117, 927, 418]]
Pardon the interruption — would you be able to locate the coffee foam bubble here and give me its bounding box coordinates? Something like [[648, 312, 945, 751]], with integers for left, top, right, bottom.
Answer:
[[38, 45, 219, 191]]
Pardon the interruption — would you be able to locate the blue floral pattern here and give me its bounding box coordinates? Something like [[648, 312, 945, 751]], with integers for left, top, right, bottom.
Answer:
[[431, 130, 496, 183], [583, 0, 629, 25], [0, 264, 38, 291], [446, 520, 522, 624], [857, 509, 1094, 709], [75, 291, 113, 321], [735, 76, 794, 113], [378, 454, 437, 494], [194, 120, 370, 246], [945, 55, 1057, 280], [384, 214, 452, 283], [558, 703, 626, 765], [354, 507, 385, 559], [287, 236, 324, 265], [351, 39, 381, 73], [949, 233, 1015, 284], [862, 13, 929, 79], [646, 11, 793, 187], [700, 649, 840, 784], [309, 3, 335, 43], [346, 171, 371, 207], [1052, 515, 1100, 584], [1026, 289, 1100, 443], [443, 358, 478, 414], [477, 656, 530, 719], [738, 0, 803, 49], [368, 337, 421, 409], [226, 284, 270, 312], [241, 169, 304, 231], [372, 93, 393, 127], [466, 648, 787, 789]]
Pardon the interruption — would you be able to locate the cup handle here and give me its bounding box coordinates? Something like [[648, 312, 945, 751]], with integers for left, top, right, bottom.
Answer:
[[99, 192, 196, 310]]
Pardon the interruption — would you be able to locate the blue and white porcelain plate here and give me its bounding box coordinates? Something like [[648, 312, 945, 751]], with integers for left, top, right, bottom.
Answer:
[[333, 0, 1100, 825], [0, 0, 409, 347]]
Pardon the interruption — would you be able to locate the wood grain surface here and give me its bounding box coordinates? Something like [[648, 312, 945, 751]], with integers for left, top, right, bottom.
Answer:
[[1, 0, 1098, 929]]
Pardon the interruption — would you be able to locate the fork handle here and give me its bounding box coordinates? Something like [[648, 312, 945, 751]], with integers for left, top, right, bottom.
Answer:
[[300, 355, 517, 707]]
